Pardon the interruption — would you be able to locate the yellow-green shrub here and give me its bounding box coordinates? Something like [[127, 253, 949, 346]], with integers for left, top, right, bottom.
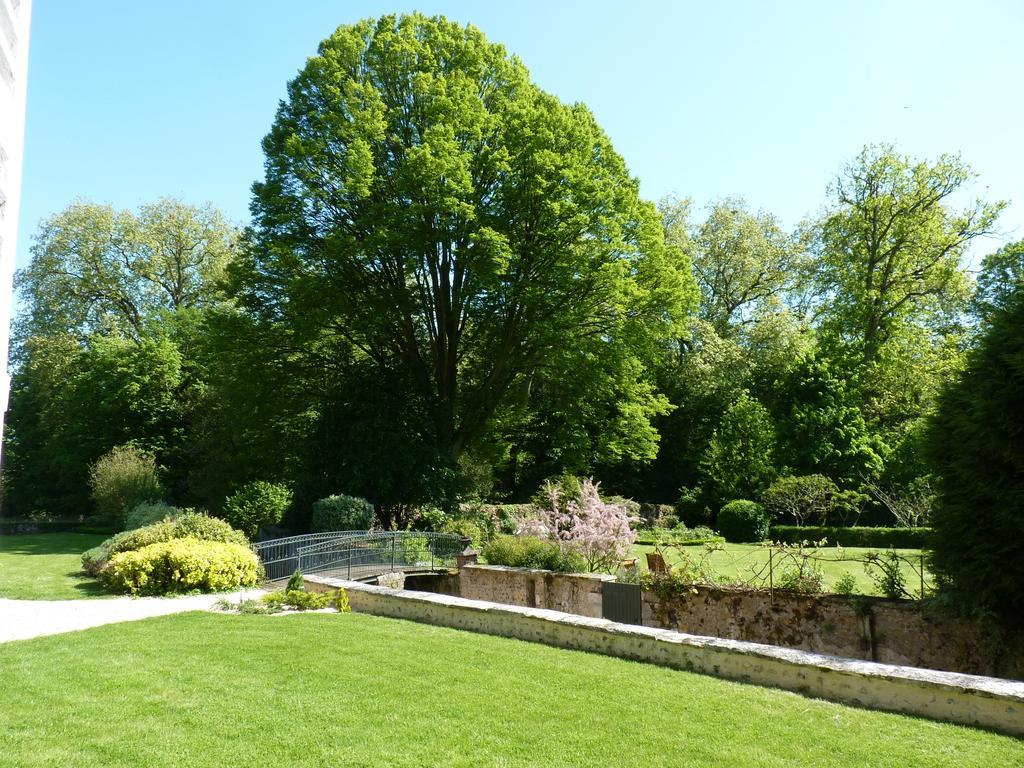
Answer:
[[102, 538, 263, 595]]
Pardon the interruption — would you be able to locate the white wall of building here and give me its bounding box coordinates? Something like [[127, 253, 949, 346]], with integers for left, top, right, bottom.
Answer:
[[0, 0, 31, 455]]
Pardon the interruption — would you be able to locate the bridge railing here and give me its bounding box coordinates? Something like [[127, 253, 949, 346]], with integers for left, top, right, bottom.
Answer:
[[253, 531, 367, 580], [296, 531, 462, 581]]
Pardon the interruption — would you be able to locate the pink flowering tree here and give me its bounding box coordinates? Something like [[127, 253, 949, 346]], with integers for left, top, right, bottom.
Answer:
[[517, 478, 638, 572]]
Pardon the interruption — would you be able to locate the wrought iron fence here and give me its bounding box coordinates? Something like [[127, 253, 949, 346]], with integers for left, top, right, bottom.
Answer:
[[253, 531, 367, 580], [296, 531, 463, 582]]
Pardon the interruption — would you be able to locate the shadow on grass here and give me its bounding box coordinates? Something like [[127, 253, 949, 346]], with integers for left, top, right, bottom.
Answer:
[[67, 572, 111, 597], [0, 533, 108, 556]]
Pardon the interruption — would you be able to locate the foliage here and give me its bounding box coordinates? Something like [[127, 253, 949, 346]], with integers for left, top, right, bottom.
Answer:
[[640, 543, 724, 597], [634, 524, 721, 546], [972, 239, 1024, 324], [334, 588, 352, 613], [863, 550, 914, 600], [88, 445, 163, 526], [222, 481, 292, 538], [761, 475, 838, 527], [124, 501, 178, 531], [716, 500, 770, 543], [519, 478, 637, 572], [769, 525, 931, 549], [481, 535, 584, 573], [925, 288, 1024, 625], [285, 570, 305, 593], [101, 538, 263, 595], [767, 540, 827, 594], [311, 494, 375, 532], [700, 392, 777, 507], [865, 479, 934, 528]]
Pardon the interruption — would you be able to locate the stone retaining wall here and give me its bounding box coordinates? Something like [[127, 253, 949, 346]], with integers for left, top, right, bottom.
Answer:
[[458, 564, 612, 618], [644, 585, 1024, 679], [304, 574, 1024, 736], [447, 564, 1023, 679]]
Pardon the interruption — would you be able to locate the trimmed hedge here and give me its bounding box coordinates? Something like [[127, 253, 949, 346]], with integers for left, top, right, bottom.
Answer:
[[102, 538, 263, 595], [718, 500, 770, 543], [482, 535, 584, 573], [770, 525, 932, 549], [311, 494, 374, 532]]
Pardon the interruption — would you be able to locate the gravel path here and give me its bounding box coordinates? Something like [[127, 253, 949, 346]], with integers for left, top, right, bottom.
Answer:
[[0, 590, 265, 643]]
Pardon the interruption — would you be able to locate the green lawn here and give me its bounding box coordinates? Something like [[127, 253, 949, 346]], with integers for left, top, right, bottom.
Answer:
[[0, 612, 1018, 767], [0, 533, 108, 599], [632, 542, 933, 597]]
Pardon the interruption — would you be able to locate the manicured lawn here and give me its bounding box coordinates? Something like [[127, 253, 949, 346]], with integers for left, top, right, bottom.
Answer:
[[632, 542, 933, 597], [0, 612, 1017, 767], [0, 533, 108, 599]]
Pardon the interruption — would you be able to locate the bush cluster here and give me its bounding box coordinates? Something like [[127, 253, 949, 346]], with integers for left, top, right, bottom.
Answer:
[[770, 525, 931, 549], [222, 481, 292, 538], [717, 500, 770, 543], [82, 511, 248, 576], [482, 535, 584, 572], [102, 538, 263, 595], [311, 494, 374, 532]]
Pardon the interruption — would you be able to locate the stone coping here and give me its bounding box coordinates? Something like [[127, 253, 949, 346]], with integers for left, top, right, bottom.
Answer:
[[306, 574, 1024, 735], [461, 563, 617, 581]]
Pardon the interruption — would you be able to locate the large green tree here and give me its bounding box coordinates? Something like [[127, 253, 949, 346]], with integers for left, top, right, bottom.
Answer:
[[236, 14, 695, 495]]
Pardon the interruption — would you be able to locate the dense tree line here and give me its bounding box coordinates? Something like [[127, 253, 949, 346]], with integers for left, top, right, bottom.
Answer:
[[2, 15, 1015, 548]]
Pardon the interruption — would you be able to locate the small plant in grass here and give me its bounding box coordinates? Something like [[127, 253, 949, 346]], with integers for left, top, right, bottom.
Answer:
[[223, 481, 292, 538], [833, 572, 858, 596], [335, 588, 351, 613]]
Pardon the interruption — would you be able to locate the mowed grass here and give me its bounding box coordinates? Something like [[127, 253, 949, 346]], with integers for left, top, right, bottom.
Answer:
[[0, 612, 1019, 767], [632, 543, 933, 597], [0, 533, 108, 599]]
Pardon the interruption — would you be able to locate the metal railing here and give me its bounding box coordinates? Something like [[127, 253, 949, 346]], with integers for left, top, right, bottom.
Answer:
[[253, 531, 367, 580], [296, 531, 462, 582]]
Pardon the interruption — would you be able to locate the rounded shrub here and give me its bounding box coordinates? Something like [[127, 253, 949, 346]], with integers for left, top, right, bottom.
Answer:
[[717, 500, 770, 543], [311, 494, 374, 532], [124, 501, 177, 531], [482, 535, 584, 572], [89, 444, 163, 526], [222, 481, 292, 538], [102, 538, 263, 595]]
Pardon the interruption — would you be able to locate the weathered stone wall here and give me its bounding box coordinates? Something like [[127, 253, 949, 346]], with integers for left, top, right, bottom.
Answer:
[[643, 585, 1024, 679], [304, 574, 1024, 737], [458, 564, 613, 619]]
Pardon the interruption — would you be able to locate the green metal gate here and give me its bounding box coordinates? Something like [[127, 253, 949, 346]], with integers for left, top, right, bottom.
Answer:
[[602, 581, 642, 625]]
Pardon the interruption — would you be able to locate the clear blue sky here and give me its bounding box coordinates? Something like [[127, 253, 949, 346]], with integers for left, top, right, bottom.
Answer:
[[16, 0, 1023, 272]]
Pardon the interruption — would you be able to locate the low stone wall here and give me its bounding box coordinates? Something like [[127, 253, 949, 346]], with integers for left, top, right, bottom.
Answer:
[[304, 574, 1024, 736], [458, 564, 612, 618], [643, 585, 1024, 679]]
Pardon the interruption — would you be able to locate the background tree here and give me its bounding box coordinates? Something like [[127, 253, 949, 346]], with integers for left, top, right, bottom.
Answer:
[[814, 144, 1003, 369], [972, 239, 1024, 325], [3, 199, 237, 518], [236, 14, 696, 508]]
